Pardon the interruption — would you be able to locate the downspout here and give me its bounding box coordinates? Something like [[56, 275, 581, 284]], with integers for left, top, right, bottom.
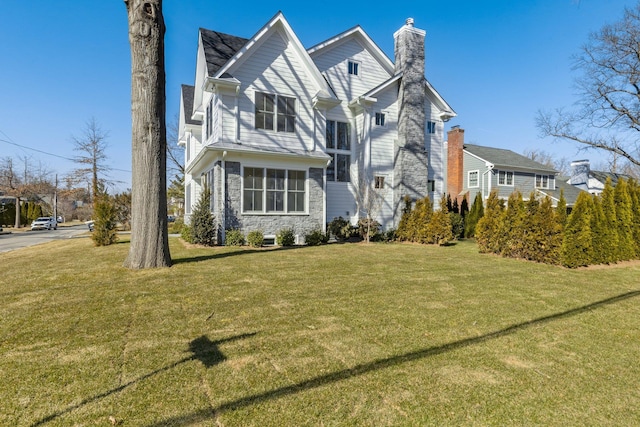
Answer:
[[482, 162, 494, 201]]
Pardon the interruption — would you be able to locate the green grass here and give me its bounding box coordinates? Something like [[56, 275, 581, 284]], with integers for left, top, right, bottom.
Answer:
[[2, 237, 640, 426]]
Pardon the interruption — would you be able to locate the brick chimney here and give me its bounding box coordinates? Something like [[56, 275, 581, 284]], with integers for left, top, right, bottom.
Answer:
[[393, 18, 428, 226], [447, 126, 465, 204]]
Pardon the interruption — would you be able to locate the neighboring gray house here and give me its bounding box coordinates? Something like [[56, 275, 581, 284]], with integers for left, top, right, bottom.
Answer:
[[446, 126, 583, 207], [568, 159, 631, 195], [179, 12, 455, 243]]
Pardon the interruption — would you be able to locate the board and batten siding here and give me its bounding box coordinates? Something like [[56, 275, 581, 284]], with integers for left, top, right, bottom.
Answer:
[[229, 29, 318, 152]]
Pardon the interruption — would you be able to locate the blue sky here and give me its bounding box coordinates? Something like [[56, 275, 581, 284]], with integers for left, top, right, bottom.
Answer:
[[0, 0, 637, 191]]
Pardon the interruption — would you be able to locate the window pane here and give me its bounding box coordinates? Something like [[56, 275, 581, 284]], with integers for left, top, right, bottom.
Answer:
[[337, 122, 350, 150], [326, 121, 335, 149], [267, 169, 285, 190], [507, 172, 513, 185], [288, 170, 305, 191], [288, 191, 305, 212], [327, 154, 335, 181], [255, 93, 274, 130], [337, 154, 350, 182]]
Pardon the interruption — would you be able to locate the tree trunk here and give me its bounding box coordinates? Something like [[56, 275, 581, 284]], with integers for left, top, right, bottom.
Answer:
[[123, 0, 171, 268]]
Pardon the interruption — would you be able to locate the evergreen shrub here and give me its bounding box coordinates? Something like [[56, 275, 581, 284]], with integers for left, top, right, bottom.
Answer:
[[276, 228, 296, 246], [304, 229, 328, 246], [225, 229, 245, 246], [247, 230, 264, 248]]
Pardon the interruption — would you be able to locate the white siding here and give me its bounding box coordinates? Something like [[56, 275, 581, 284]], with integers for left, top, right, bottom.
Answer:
[[228, 30, 317, 152], [326, 182, 357, 224], [312, 38, 391, 101]]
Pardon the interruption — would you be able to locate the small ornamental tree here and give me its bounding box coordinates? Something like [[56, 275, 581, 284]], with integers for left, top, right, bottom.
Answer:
[[190, 186, 217, 246], [91, 186, 119, 247], [476, 190, 504, 254], [562, 191, 595, 268]]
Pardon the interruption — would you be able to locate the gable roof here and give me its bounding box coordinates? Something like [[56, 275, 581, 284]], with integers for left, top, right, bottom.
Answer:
[[180, 84, 201, 126], [590, 170, 630, 186], [307, 25, 395, 76], [200, 29, 249, 76], [464, 144, 558, 173], [537, 177, 585, 207]]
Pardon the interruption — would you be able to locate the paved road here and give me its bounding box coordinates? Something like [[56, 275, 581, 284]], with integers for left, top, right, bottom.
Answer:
[[0, 225, 89, 253]]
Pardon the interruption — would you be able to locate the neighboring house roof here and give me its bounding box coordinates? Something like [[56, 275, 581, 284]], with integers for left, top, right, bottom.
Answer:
[[590, 170, 630, 186], [537, 176, 585, 207], [180, 84, 201, 126], [199, 28, 249, 76], [464, 144, 558, 173]]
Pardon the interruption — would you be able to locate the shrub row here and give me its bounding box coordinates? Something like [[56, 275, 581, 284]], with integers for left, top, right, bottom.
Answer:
[[475, 178, 640, 268]]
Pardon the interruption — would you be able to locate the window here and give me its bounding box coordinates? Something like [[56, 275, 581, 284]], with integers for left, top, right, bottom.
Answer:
[[535, 174, 550, 189], [375, 112, 386, 126], [243, 168, 306, 213], [427, 121, 436, 134], [254, 92, 296, 133], [326, 120, 351, 182], [206, 97, 214, 139], [498, 170, 514, 186], [428, 180, 435, 192], [348, 60, 359, 76], [375, 176, 385, 189], [468, 170, 479, 188], [243, 168, 264, 212]]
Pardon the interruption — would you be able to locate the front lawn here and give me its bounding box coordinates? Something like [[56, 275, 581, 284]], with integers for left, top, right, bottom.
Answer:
[[1, 238, 639, 426]]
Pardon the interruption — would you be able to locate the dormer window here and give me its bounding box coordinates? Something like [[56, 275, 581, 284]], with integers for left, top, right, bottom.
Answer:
[[348, 60, 359, 76]]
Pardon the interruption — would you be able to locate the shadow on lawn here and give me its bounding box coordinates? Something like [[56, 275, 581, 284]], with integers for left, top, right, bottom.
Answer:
[[171, 245, 309, 265], [30, 332, 257, 427], [144, 290, 640, 427]]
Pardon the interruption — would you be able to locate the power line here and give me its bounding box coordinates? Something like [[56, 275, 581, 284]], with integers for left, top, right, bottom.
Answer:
[[0, 136, 132, 173]]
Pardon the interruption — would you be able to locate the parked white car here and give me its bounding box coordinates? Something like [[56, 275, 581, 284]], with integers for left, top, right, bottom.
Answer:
[[31, 217, 57, 231]]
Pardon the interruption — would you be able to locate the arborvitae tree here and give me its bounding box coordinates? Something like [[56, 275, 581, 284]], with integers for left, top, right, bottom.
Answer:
[[452, 197, 459, 214], [460, 196, 469, 218], [562, 191, 595, 268], [446, 193, 453, 212], [556, 189, 567, 230], [91, 187, 119, 247], [476, 190, 504, 253], [614, 178, 635, 261], [464, 192, 484, 238], [498, 191, 525, 258], [600, 178, 619, 263], [413, 196, 433, 244], [628, 179, 640, 257], [20, 201, 28, 226], [426, 194, 454, 245], [190, 186, 217, 246], [520, 193, 541, 261], [539, 196, 563, 264], [395, 195, 413, 241], [590, 195, 608, 265]]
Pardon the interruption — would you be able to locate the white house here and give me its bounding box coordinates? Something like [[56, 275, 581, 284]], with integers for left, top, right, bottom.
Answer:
[[179, 12, 455, 243]]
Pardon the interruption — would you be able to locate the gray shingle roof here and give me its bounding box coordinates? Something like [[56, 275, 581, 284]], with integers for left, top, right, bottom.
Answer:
[[590, 170, 630, 186], [537, 177, 585, 207], [464, 144, 557, 173], [180, 84, 201, 126], [200, 28, 249, 76]]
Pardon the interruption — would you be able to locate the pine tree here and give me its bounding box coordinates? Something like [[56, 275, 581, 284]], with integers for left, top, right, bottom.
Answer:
[[476, 190, 504, 253], [464, 192, 484, 238], [190, 186, 217, 246], [562, 191, 594, 268], [614, 178, 635, 261]]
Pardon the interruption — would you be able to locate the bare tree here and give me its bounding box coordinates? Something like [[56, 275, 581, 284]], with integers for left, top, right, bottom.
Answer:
[[166, 114, 185, 217], [537, 4, 640, 174], [123, 0, 171, 269], [523, 149, 570, 175], [351, 170, 387, 243], [71, 117, 111, 201]]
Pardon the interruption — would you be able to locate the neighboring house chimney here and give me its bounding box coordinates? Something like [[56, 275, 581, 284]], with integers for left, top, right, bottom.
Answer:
[[393, 18, 428, 225], [570, 159, 590, 186], [447, 126, 464, 204]]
